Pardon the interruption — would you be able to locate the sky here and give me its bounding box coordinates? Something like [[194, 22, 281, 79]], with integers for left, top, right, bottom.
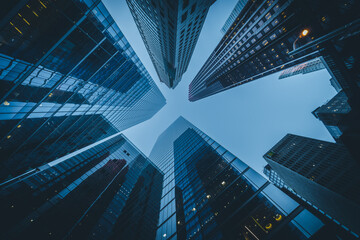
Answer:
[[103, 0, 337, 176]]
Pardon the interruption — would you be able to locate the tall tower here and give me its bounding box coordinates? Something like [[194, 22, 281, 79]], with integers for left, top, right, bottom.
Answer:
[[0, 133, 163, 239], [189, 0, 360, 101], [264, 134, 360, 236], [150, 117, 333, 240], [263, 164, 359, 239], [220, 0, 248, 35], [126, 0, 215, 88], [0, 0, 166, 181]]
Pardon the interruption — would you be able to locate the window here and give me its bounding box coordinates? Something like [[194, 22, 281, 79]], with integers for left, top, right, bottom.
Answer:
[[181, 12, 187, 23]]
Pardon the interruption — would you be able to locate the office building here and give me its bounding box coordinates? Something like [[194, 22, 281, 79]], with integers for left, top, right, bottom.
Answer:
[[150, 117, 335, 240], [313, 91, 360, 160], [312, 91, 351, 142], [220, 0, 248, 34], [263, 164, 288, 190], [0, 133, 163, 240], [0, 0, 166, 181], [278, 58, 325, 79], [264, 134, 360, 236], [189, 0, 359, 101], [126, 0, 215, 88], [263, 164, 359, 239]]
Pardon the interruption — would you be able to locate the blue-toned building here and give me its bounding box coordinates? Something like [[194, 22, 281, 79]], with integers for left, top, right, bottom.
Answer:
[[0, 0, 166, 182], [264, 134, 360, 237], [220, 0, 248, 35], [0, 133, 163, 240], [150, 117, 335, 240], [126, 0, 215, 88], [263, 164, 358, 239], [189, 0, 360, 101]]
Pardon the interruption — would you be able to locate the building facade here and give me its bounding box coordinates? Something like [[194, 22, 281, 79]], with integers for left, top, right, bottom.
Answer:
[[264, 134, 360, 236], [263, 164, 359, 239], [0, 0, 166, 182], [278, 58, 325, 79], [0, 133, 163, 240], [189, 0, 359, 101], [126, 0, 215, 88], [150, 117, 334, 240], [312, 91, 351, 142], [220, 0, 248, 35]]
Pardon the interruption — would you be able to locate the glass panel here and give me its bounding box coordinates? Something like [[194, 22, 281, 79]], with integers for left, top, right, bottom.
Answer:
[[261, 184, 299, 215], [291, 209, 324, 237], [243, 168, 267, 189]]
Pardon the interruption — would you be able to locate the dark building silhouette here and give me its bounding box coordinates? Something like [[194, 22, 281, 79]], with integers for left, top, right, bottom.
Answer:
[[264, 164, 359, 239], [0, 0, 165, 182], [150, 117, 334, 240], [313, 91, 360, 161], [126, 0, 215, 88], [0, 133, 163, 240], [264, 134, 360, 236]]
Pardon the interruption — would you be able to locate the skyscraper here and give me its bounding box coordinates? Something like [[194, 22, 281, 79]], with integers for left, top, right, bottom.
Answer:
[[150, 117, 333, 240], [220, 0, 248, 35], [126, 0, 215, 88], [312, 91, 351, 142], [278, 58, 325, 79], [0, 0, 166, 181], [0, 133, 163, 240], [263, 164, 359, 239], [312, 90, 360, 160], [264, 133, 360, 236], [189, 0, 360, 101]]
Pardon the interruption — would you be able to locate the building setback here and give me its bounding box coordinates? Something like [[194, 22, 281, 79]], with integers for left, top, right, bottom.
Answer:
[[0, 0, 166, 182], [150, 117, 337, 240], [278, 58, 325, 79], [264, 134, 360, 236], [126, 0, 215, 88], [0, 133, 163, 240], [189, 0, 360, 101]]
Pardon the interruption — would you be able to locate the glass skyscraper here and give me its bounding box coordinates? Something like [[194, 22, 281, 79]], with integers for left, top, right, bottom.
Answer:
[[220, 0, 248, 35], [126, 0, 215, 88], [189, 0, 359, 101], [263, 164, 359, 239], [150, 117, 333, 240], [0, 133, 163, 240], [264, 133, 360, 237], [0, 0, 166, 182]]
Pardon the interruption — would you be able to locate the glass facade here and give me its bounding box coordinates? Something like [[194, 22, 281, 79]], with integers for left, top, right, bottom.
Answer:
[[0, 133, 163, 240], [220, 0, 248, 35], [278, 58, 325, 79], [126, 0, 215, 88], [0, 0, 166, 182], [263, 164, 358, 239], [150, 117, 329, 240], [264, 133, 360, 237]]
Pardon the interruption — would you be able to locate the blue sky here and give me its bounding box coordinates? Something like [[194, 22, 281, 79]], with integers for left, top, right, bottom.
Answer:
[[103, 0, 337, 175]]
